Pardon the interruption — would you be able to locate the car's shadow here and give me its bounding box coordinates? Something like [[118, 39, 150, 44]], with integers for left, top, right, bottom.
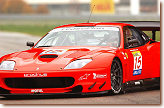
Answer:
[[0, 86, 160, 100]]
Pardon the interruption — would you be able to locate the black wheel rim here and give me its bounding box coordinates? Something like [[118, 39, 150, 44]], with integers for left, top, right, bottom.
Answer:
[[111, 60, 122, 92]]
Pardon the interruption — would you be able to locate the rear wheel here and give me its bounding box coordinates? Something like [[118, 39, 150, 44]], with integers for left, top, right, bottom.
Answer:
[[110, 59, 123, 94]]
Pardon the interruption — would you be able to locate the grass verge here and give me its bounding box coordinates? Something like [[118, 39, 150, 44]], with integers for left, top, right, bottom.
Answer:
[[0, 25, 58, 36], [0, 25, 160, 41]]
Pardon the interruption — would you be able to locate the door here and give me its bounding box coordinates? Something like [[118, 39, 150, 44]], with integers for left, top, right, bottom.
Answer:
[[123, 26, 153, 81]]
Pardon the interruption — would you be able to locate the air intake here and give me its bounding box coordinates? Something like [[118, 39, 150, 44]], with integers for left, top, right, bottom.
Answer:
[[40, 54, 58, 58], [5, 77, 75, 89]]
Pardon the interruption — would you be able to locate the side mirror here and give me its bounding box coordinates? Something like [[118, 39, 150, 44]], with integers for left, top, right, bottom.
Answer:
[[27, 42, 34, 47], [150, 39, 156, 44]]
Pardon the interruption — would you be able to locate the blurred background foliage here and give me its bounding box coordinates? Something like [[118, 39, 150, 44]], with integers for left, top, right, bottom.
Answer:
[[0, 0, 49, 14]]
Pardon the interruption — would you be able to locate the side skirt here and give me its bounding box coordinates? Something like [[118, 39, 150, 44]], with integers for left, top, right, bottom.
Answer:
[[122, 77, 160, 92]]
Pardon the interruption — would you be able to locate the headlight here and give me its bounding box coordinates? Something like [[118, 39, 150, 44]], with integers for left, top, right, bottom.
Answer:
[[0, 61, 15, 70], [64, 59, 92, 69]]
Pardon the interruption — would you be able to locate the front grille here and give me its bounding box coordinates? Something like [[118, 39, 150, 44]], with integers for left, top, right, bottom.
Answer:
[[5, 77, 75, 89]]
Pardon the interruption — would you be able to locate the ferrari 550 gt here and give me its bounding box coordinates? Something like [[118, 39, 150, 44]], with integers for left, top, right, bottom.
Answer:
[[0, 22, 160, 96]]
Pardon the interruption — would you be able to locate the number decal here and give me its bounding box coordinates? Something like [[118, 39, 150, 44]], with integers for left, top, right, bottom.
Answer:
[[132, 51, 142, 76]]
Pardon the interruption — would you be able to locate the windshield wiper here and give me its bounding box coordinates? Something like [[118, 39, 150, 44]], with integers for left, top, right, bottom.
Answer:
[[37, 45, 53, 48]]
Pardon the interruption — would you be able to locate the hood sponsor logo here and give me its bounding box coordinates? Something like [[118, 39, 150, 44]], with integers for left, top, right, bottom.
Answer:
[[40, 49, 68, 55], [93, 73, 107, 79], [24, 73, 47, 77], [31, 89, 43, 93], [79, 74, 90, 81]]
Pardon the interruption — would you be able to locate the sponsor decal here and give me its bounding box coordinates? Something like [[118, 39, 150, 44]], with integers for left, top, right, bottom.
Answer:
[[31, 89, 43, 93], [130, 49, 138, 52], [49, 27, 119, 33], [40, 49, 68, 55], [93, 73, 107, 79], [59, 27, 119, 31], [125, 53, 128, 58], [24, 73, 47, 77], [79, 74, 90, 81], [132, 51, 142, 76], [122, 52, 128, 59]]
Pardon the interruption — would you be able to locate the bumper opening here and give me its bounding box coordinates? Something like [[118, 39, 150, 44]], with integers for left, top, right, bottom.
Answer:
[[68, 85, 83, 93], [4, 77, 75, 89], [0, 87, 10, 94]]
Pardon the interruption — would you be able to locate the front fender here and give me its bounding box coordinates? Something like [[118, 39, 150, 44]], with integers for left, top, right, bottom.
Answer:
[[115, 50, 129, 83], [0, 52, 20, 63], [83, 52, 116, 69]]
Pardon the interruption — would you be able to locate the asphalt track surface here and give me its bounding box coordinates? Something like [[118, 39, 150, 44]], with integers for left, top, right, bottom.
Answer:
[[0, 32, 160, 105]]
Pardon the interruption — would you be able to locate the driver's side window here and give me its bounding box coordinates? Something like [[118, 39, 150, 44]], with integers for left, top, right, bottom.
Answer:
[[123, 26, 144, 49]]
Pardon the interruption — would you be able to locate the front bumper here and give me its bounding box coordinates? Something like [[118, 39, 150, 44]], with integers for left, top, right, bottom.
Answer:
[[0, 68, 111, 95]]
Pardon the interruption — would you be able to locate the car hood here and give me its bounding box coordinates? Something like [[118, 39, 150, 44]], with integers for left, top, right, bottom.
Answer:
[[4, 46, 117, 71]]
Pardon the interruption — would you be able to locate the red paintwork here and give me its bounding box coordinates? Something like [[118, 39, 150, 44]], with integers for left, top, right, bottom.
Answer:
[[0, 23, 160, 94]]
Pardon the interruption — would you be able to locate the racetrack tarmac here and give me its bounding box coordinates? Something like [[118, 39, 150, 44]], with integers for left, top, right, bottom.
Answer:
[[0, 32, 161, 105]]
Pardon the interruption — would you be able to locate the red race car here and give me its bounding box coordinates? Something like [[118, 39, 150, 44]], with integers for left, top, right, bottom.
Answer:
[[0, 22, 160, 96]]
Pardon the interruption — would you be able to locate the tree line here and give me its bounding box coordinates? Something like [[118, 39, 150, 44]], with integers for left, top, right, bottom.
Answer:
[[0, 0, 49, 14]]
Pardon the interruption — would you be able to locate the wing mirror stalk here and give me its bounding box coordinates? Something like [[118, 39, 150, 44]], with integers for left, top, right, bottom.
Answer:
[[149, 39, 156, 44]]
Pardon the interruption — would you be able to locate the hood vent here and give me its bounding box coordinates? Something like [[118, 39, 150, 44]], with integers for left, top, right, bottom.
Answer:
[[40, 54, 58, 58]]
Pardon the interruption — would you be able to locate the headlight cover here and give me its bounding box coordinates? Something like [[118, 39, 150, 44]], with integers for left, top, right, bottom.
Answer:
[[0, 61, 15, 70], [64, 59, 92, 69]]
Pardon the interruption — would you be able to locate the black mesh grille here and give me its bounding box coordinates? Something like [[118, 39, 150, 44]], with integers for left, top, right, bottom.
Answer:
[[5, 77, 75, 89]]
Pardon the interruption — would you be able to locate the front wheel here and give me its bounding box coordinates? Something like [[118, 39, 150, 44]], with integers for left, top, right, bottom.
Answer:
[[110, 59, 123, 94]]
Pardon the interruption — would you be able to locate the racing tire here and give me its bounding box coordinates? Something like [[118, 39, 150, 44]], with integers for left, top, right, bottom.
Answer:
[[110, 58, 123, 94]]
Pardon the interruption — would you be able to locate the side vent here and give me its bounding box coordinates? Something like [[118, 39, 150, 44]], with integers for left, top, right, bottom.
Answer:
[[99, 81, 106, 89], [88, 82, 96, 90]]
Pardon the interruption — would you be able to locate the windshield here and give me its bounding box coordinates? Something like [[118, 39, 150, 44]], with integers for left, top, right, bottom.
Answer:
[[35, 27, 120, 48]]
